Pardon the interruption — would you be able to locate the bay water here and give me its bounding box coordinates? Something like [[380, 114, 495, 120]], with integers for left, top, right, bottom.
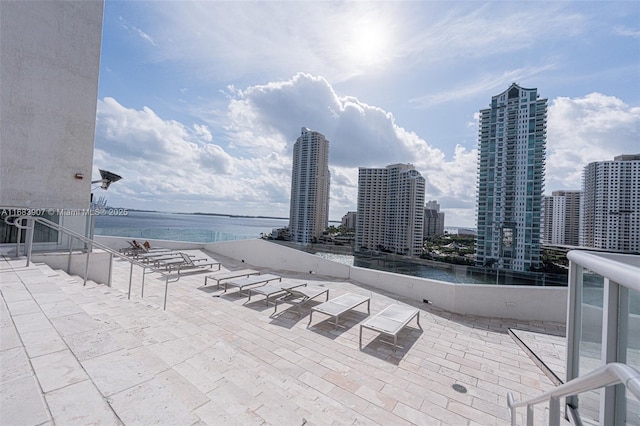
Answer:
[[95, 210, 568, 287], [94, 210, 288, 243]]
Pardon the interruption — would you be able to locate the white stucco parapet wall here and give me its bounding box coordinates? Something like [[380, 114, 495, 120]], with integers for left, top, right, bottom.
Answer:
[[207, 239, 567, 323], [94, 236, 567, 323]]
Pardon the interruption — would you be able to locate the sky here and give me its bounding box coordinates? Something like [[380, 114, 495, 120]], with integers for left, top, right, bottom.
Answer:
[[93, 1, 640, 227]]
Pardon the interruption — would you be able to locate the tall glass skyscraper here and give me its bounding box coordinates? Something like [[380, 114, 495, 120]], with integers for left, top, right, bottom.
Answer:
[[475, 84, 547, 272], [289, 127, 330, 244]]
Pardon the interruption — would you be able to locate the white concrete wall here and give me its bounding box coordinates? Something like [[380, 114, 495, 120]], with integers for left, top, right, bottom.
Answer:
[[95, 236, 568, 322], [32, 251, 111, 285], [205, 239, 351, 278], [206, 239, 567, 323], [0, 1, 103, 211]]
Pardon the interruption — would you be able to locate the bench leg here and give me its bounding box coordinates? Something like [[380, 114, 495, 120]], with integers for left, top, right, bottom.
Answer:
[[359, 325, 363, 349], [308, 310, 313, 326]]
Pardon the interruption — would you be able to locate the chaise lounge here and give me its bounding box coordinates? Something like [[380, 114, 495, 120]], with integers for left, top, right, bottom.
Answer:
[[273, 285, 330, 316], [308, 293, 370, 329], [246, 280, 307, 305], [203, 269, 260, 288], [359, 304, 421, 351], [220, 273, 282, 295], [161, 253, 221, 274]]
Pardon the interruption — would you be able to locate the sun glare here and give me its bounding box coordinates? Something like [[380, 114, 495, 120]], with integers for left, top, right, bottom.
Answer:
[[345, 19, 391, 70]]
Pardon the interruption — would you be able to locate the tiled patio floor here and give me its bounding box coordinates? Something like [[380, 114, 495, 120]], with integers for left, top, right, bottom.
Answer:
[[1, 250, 568, 425]]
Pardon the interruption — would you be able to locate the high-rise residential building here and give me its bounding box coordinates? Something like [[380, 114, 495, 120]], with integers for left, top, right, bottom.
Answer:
[[580, 154, 640, 252], [341, 211, 356, 230], [475, 83, 547, 271], [542, 190, 582, 246], [289, 127, 330, 244], [356, 163, 425, 256], [424, 200, 445, 238]]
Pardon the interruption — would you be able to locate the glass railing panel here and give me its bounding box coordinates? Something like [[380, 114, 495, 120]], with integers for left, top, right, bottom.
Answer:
[[579, 268, 604, 424], [625, 287, 640, 423]]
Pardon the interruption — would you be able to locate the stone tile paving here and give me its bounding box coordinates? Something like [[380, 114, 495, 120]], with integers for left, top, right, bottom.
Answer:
[[0, 252, 570, 425], [510, 329, 566, 385]]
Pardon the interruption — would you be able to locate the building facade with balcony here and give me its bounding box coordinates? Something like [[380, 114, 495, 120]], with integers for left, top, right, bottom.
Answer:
[[580, 154, 640, 253], [424, 200, 445, 238], [341, 211, 356, 230], [356, 163, 425, 256], [475, 83, 547, 272], [543, 190, 582, 246], [289, 127, 331, 244]]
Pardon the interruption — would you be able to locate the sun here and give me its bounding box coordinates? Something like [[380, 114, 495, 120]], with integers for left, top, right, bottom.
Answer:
[[345, 19, 392, 70]]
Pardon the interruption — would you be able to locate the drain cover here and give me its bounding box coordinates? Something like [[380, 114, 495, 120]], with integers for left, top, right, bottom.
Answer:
[[452, 384, 467, 393]]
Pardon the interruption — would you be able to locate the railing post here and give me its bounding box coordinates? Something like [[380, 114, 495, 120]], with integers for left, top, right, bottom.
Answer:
[[25, 217, 34, 266], [507, 392, 517, 426], [16, 221, 22, 257], [549, 396, 560, 426], [141, 267, 146, 298], [128, 259, 134, 300], [83, 241, 91, 286], [67, 243, 73, 273], [526, 404, 534, 426], [163, 276, 169, 310], [107, 253, 113, 287]]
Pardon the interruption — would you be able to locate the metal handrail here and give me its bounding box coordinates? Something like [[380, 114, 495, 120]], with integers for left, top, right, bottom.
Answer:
[[5, 214, 177, 310], [566, 250, 640, 293], [507, 362, 640, 426]]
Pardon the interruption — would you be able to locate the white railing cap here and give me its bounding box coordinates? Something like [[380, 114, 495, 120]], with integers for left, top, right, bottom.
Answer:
[[567, 250, 640, 293]]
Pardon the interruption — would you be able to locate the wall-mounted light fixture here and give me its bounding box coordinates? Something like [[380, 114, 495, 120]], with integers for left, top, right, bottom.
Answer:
[[91, 169, 122, 190], [75, 173, 84, 180]]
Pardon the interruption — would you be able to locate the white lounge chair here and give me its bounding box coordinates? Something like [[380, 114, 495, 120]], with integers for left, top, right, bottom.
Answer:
[[137, 251, 184, 264], [203, 269, 260, 288], [359, 304, 421, 351], [162, 253, 221, 274], [246, 280, 307, 305], [308, 293, 370, 329], [220, 273, 282, 294], [273, 285, 330, 316]]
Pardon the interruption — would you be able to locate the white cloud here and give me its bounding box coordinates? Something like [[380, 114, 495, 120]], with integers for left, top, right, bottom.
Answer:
[[193, 124, 212, 142], [94, 78, 639, 227], [126, 2, 586, 86], [546, 93, 640, 191], [95, 75, 479, 220], [613, 25, 640, 38], [94, 98, 290, 213], [410, 65, 557, 108], [222, 73, 480, 218]]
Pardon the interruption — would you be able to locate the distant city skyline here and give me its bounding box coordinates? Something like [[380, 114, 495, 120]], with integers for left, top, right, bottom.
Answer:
[[93, 2, 639, 227]]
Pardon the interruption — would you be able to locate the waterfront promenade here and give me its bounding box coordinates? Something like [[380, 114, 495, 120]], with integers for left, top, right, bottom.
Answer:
[[1, 249, 568, 425]]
